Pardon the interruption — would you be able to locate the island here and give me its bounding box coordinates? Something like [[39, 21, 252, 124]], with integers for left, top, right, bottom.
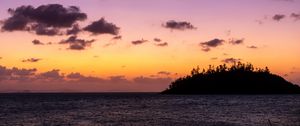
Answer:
[[162, 62, 300, 94]]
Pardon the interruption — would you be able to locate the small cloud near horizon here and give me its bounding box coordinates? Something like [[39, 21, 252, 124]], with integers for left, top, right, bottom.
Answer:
[[247, 45, 258, 49], [22, 58, 42, 63], [221, 58, 241, 64], [157, 71, 171, 75]]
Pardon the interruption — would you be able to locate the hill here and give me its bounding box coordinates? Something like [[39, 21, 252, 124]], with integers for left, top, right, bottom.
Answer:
[[162, 62, 300, 94]]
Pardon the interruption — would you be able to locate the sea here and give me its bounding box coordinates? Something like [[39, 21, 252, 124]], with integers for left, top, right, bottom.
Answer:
[[0, 93, 299, 126]]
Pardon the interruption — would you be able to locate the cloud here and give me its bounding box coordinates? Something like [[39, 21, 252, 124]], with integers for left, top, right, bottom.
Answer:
[[291, 13, 300, 20], [83, 18, 120, 35], [200, 38, 225, 52], [153, 38, 162, 42], [21, 58, 42, 63], [32, 24, 61, 36], [66, 24, 81, 35], [112, 35, 122, 40], [163, 20, 196, 30], [272, 14, 285, 21], [131, 39, 148, 45], [132, 76, 172, 86], [1, 4, 87, 35], [247, 45, 258, 49], [157, 71, 171, 75], [221, 58, 241, 64], [211, 57, 218, 60], [32, 39, 44, 45], [59, 35, 95, 50], [228, 38, 244, 45], [0, 65, 173, 92], [38, 69, 64, 80], [66, 72, 85, 79], [155, 42, 168, 47], [0, 66, 37, 81]]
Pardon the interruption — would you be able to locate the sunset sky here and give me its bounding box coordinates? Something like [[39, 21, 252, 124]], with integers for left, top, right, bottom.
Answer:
[[0, 0, 300, 92]]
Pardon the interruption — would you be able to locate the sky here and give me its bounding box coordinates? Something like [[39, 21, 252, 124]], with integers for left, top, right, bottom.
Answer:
[[0, 0, 300, 92]]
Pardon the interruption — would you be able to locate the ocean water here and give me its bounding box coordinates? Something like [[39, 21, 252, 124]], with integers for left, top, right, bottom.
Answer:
[[0, 93, 299, 126]]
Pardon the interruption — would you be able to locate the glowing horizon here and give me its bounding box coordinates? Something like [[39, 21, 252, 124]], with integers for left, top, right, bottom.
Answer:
[[0, 0, 299, 92]]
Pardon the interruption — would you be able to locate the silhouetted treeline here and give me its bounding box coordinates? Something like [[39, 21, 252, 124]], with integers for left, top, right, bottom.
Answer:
[[162, 62, 300, 94]]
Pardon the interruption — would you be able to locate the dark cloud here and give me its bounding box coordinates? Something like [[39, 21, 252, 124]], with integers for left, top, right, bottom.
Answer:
[[157, 71, 171, 75], [247, 45, 258, 49], [222, 58, 241, 64], [1, 4, 87, 35], [291, 13, 300, 20], [59, 35, 95, 50], [83, 18, 120, 35], [32, 39, 44, 45], [38, 69, 63, 80], [153, 38, 162, 42], [163, 20, 196, 30], [200, 38, 225, 52], [0, 65, 37, 81], [66, 72, 84, 79], [32, 24, 61, 36], [132, 76, 172, 88], [108, 75, 129, 84], [229, 38, 244, 45], [66, 24, 81, 35], [131, 39, 148, 45], [1, 13, 29, 31], [155, 42, 168, 47], [273, 14, 285, 21], [21, 58, 42, 63], [0, 65, 173, 92], [11, 67, 37, 76]]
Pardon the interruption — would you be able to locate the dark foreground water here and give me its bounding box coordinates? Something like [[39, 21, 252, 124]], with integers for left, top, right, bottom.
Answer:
[[0, 93, 300, 126]]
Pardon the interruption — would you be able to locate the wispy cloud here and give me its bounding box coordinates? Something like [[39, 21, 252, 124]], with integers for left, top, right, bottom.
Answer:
[[272, 14, 286, 21], [228, 38, 244, 45], [247, 45, 258, 49], [21, 58, 42, 63], [221, 58, 241, 64], [131, 39, 148, 45]]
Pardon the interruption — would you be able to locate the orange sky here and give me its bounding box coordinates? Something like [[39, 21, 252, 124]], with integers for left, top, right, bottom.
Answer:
[[0, 0, 300, 92]]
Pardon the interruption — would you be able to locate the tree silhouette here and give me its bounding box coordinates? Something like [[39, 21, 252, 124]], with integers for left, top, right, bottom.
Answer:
[[162, 62, 300, 94]]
